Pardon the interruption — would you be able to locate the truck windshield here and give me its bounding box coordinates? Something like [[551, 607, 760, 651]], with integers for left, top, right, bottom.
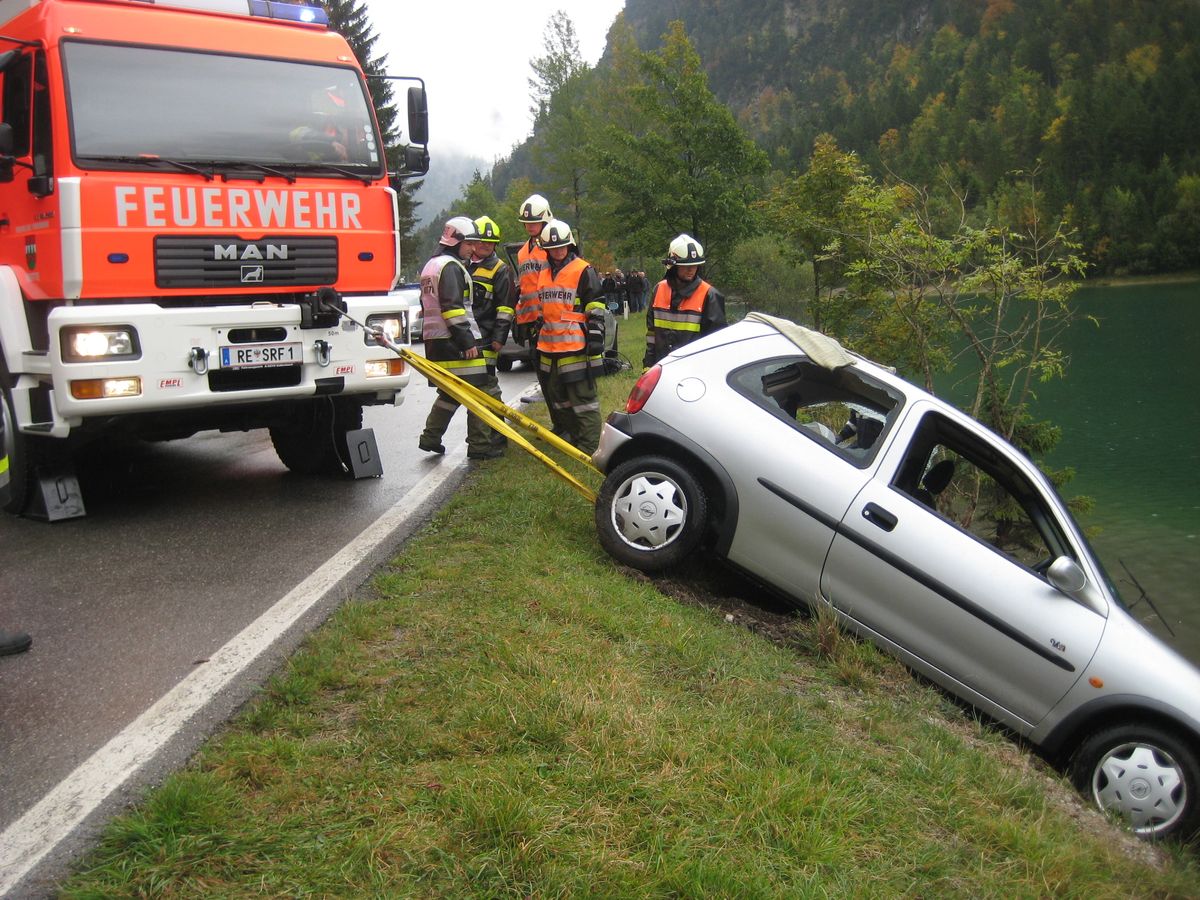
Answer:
[[61, 41, 384, 174]]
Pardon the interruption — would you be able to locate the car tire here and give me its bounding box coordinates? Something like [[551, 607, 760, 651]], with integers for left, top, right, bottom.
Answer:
[[595, 455, 707, 572], [1071, 722, 1200, 841]]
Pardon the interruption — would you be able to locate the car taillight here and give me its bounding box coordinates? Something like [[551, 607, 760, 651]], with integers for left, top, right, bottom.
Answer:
[[626, 365, 661, 413]]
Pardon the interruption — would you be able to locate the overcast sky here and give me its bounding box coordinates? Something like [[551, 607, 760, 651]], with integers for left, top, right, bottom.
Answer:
[[366, 2, 628, 163]]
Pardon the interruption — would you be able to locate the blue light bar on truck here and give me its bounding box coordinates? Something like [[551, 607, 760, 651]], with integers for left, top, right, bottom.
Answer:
[[128, 0, 329, 26], [246, 0, 327, 24]]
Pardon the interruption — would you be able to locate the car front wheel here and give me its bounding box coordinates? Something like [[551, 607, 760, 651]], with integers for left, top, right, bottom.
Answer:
[[595, 455, 707, 572], [1071, 722, 1200, 841]]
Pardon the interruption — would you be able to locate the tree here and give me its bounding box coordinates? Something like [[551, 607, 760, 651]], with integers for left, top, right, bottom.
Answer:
[[837, 167, 1088, 474], [590, 21, 768, 277], [528, 14, 585, 126], [524, 13, 616, 243], [758, 135, 905, 333]]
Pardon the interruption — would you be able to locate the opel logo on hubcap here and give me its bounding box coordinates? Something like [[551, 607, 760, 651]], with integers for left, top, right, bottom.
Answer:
[[1130, 778, 1152, 800]]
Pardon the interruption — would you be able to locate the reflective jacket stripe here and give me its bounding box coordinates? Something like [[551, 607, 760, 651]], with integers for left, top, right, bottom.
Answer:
[[431, 356, 489, 378]]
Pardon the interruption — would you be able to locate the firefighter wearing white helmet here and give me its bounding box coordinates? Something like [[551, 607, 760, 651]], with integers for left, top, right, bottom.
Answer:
[[417, 215, 494, 458], [534, 218, 606, 451], [644, 232, 727, 367], [514, 193, 553, 353]]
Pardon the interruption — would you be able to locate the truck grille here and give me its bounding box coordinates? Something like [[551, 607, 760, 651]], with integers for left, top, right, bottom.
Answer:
[[155, 236, 338, 289]]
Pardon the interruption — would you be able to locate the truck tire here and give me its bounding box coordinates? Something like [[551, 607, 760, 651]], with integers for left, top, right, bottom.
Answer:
[[0, 385, 34, 514], [269, 397, 363, 477]]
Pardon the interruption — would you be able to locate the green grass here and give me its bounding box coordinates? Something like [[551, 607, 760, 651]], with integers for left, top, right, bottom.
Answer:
[[60, 318, 1200, 898]]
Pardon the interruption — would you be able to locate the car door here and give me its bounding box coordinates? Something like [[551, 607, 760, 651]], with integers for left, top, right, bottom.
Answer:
[[722, 356, 903, 606], [820, 403, 1106, 729]]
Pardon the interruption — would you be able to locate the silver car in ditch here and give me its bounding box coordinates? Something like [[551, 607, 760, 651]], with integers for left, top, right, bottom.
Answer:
[[593, 313, 1200, 841]]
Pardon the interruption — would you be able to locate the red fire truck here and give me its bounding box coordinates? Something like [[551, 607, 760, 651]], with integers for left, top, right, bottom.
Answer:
[[0, 0, 428, 517]]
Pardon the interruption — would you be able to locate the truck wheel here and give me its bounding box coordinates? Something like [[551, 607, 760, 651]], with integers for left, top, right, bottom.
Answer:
[[0, 386, 34, 514], [269, 398, 363, 477], [496, 356, 514, 373]]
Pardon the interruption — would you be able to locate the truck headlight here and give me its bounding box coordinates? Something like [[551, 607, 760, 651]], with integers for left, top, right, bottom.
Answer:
[[364, 314, 403, 346], [62, 326, 140, 362]]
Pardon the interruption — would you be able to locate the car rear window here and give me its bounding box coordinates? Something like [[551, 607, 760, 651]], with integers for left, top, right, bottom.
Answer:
[[729, 356, 902, 467]]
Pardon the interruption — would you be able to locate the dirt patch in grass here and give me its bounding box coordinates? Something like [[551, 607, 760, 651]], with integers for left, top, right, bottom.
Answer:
[[617, 557, 804, 647]]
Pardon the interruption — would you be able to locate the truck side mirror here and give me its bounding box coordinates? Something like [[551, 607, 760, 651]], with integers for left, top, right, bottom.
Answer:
[[0, 50, 18, 74], [406, 86, 428, 146], [402, 144, 428, 176]]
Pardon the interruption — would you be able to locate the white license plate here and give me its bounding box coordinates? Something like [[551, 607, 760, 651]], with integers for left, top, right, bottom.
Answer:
[[219, 342, 302, 368]]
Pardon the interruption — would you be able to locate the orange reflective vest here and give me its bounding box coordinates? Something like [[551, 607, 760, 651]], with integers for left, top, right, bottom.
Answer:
[[515, 239, 547, 325], [536, 257, 590, 355], [651, 278, 711, 334]]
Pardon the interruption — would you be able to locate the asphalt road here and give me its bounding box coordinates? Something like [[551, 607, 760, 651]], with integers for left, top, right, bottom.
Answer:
[[0, 364, 536, 897]]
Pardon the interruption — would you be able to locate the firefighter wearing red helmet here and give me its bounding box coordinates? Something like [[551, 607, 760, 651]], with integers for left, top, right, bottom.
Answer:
[[644, 233, 727, 367], [535, 219, 606, 451], [417, 216, 496, 458]]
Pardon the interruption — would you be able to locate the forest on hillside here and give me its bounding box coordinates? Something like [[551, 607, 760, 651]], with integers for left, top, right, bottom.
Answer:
[[483, 0, 1200, 278], [413, 0, 1200, 480]]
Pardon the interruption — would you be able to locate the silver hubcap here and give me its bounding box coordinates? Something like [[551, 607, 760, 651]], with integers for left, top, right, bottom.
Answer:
[[610, 471, 686, 551], [1092, 742, 1186, 835]]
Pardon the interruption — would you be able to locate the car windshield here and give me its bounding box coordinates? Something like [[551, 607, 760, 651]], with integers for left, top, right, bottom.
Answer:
[[61, 41, 384, 173]]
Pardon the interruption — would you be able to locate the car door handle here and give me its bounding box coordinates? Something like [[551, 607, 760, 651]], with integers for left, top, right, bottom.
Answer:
[[862, 502, 897, 532]]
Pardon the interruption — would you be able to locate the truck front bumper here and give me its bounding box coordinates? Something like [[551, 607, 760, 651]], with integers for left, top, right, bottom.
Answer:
[[37, 297, 411, 436]]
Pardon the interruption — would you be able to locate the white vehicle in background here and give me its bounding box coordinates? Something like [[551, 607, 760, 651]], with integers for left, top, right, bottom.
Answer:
[[393, 283, 422, 342]]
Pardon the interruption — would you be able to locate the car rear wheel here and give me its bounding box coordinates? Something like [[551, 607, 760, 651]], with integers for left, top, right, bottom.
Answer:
[[1071, 722, 1200, 841], [596, 455, 707, 572]]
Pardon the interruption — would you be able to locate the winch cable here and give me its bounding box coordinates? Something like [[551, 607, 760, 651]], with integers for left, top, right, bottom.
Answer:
[[325, 302, 600, 502]]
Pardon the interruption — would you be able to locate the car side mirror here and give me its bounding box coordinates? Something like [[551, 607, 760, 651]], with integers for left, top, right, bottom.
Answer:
[[1047, 557, 1108, 617]]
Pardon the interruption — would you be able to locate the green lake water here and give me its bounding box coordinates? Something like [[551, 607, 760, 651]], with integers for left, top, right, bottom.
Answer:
[[988, 279, 1200, 664]]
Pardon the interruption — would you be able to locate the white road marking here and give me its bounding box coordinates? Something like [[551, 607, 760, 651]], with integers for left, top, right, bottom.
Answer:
[[0, 448, 466, 896]]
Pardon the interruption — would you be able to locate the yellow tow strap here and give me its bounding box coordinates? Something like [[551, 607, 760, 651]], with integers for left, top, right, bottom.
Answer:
[[370, 329, 601, 502]]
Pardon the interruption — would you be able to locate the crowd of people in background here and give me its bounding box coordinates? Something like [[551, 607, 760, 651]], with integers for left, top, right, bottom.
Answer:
[[600, 269, 649, 314], [417, 190, 728, 458]]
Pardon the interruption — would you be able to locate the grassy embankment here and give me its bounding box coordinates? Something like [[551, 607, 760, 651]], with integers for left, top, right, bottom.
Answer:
[[61, 316, 1200, 897]]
